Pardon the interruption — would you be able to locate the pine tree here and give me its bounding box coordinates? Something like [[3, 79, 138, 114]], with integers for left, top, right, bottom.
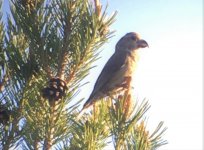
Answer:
[[0, 0, 167, 149]]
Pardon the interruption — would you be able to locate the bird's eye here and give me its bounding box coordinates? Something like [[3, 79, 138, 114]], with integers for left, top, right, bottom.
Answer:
[[131, 36, 136, 41]]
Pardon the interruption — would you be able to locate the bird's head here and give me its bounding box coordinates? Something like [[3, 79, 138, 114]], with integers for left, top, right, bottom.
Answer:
[[115, 32, 148, 52]]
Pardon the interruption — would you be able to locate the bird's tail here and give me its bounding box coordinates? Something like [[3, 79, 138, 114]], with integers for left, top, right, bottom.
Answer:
[[76, 102, 92, 120], [76, 108, 87, 120]]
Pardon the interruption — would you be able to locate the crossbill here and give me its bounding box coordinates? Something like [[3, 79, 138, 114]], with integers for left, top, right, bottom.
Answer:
[[78, 32, 148, 118]]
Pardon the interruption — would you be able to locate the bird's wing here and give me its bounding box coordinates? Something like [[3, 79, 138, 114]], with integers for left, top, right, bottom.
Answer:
[[85, 51, 128, 104]]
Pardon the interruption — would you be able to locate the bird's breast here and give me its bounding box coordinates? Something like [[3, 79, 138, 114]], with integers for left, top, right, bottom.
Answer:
[[110, 51, 140, 91], [123, 50, 140, 76]]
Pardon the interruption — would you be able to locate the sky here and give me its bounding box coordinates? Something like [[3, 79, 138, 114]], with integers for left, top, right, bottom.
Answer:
[[1, 0, 203, 150], [89, 0, 202, 149]]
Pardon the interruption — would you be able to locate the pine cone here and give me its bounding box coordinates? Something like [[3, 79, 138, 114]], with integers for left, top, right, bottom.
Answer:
[[42, 77, 67, 101], [0, 107, 10, 124]]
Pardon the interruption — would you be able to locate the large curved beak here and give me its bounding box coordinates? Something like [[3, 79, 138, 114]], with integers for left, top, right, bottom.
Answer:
[[137, 39, 149, 48]]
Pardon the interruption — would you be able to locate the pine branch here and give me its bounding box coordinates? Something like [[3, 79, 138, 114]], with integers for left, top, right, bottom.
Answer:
[[67, 100, 111, 150], [11, 0, 52, 78], [44, 101, 57, 150], [0, 2, 6, 92], [0, 88, 24, 149]]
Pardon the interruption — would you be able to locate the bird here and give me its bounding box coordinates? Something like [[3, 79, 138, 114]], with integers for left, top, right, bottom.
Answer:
[[77, 32, 148, 118]]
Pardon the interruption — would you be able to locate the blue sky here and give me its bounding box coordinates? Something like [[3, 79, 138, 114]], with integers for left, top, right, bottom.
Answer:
[[1, 0, 203, 149]]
